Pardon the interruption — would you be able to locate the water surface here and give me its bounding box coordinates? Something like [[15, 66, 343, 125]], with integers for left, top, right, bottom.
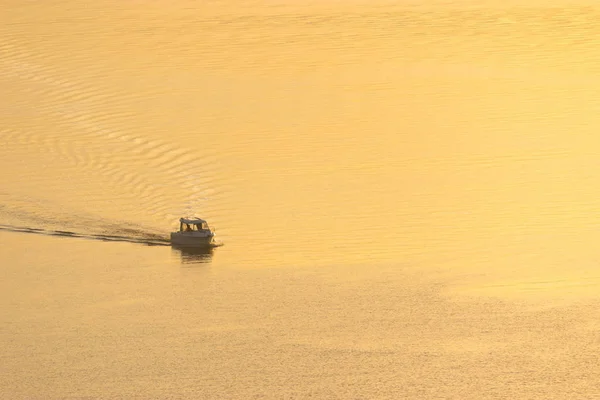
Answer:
[[2, 1, 600, 398]]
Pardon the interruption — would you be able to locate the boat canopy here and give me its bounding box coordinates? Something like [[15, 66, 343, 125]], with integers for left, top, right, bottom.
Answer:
[[180, 217, 207, 225]]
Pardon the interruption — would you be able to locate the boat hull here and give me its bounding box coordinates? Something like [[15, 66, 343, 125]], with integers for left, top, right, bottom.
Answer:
[[170, 232, 216, 248]]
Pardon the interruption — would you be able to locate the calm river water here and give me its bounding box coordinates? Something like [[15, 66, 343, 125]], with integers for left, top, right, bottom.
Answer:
[[2, 1, 600, 398]]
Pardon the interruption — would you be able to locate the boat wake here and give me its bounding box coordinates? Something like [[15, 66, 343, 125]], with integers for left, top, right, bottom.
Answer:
[[0, 194, 171, 246], [0, 223, 170, 246]]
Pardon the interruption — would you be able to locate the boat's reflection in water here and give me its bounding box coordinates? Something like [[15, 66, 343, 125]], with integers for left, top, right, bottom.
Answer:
[[171, 245, 215, 265]]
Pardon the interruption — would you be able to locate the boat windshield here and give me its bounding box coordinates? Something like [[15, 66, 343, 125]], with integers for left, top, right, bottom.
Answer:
[[179, 219, 209, 232]]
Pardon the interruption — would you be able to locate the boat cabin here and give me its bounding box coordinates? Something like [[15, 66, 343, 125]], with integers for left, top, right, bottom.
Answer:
[[179, 217, 210, 232]]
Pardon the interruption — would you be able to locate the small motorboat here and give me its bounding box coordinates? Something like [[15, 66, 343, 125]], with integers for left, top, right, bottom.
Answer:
[[170, 217, 221, 248]]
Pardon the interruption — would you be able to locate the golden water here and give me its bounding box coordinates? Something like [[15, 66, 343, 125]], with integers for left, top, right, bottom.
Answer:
[[2, 1, 600, 398]]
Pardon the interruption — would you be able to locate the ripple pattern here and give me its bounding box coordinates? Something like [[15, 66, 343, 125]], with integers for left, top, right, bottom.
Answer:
[[0, 40, 225, 231], [2, 2, 600, 266]]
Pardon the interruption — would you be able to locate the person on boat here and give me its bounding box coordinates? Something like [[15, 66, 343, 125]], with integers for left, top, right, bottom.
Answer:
[[185, 224, 192, 232]]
